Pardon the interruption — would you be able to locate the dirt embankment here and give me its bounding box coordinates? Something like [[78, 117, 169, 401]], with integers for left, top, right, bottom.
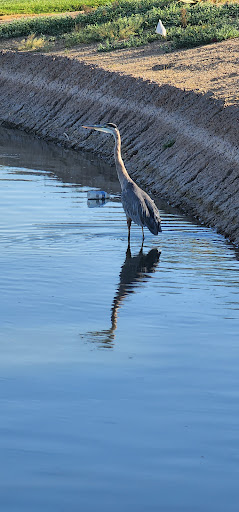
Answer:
[[0, 45, 238, 245]]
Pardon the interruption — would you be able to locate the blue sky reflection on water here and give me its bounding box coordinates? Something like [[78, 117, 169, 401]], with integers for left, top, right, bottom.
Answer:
[[0, 127, 239, 512]]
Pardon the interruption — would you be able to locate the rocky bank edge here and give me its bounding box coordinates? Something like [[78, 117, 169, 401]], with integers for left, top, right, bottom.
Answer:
[[0, 49, 238, 245]]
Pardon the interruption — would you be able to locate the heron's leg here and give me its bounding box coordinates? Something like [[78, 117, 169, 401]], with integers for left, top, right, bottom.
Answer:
[[127, 218, 132, 245], [139, 227, 144, 252]]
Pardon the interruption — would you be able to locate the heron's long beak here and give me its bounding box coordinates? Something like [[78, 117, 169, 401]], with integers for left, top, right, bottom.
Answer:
[[82, 124, 112, 134]]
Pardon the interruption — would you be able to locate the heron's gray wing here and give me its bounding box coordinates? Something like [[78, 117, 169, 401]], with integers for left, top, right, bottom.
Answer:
[[121, 182, 143, 224], [141, 192, 161, 235]]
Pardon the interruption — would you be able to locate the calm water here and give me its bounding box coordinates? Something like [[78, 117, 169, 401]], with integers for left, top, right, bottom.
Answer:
[[0, 127, 239, 512]]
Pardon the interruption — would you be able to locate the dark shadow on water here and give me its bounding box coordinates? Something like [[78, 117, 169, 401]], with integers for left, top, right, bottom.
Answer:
[[0, 125, 120, 194], [82, 245, 160, 348]]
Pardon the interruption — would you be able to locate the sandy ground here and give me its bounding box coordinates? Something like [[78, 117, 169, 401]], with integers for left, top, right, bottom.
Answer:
[[0, 19, 238, 107], [58, 38, 239, 107]]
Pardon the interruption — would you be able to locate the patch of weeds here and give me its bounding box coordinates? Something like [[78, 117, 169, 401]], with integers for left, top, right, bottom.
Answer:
[[169, 22, 239, 49], [74, 0, 170, 27], [163, 139, 176, 150], [98, 30, 159, 51], [17, 33, 48, 50], [181, 7, 187, 28], [64, 14, 144, 47]]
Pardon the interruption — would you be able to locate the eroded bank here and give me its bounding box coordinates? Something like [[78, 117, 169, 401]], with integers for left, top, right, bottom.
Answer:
[[0, 50, 238, 245]]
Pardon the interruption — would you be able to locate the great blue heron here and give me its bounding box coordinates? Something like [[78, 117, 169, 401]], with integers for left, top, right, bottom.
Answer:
[[82, 123, 161, 243]]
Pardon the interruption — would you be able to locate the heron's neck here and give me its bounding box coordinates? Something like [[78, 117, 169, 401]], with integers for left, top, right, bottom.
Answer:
[[113, 131, 131, 189]]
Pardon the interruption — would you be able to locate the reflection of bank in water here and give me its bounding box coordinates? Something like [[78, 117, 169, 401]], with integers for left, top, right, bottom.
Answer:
[[82, 246, 160, 348]]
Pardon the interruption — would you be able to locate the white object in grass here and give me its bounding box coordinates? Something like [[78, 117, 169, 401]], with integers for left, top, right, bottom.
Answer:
[[156, 19, 167, 37]]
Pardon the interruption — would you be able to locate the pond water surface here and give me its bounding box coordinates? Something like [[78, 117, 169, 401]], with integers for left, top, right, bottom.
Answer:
[[0, 127, 239, 512]]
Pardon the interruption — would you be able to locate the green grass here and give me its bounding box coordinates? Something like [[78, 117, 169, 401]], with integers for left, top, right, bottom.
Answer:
[[0, 0, 238, 53], [0, 0, 109, 15]]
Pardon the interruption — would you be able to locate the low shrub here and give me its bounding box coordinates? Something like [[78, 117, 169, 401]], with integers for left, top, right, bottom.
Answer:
[[64, 14, 144, 47], [0, 15, 75, 38], [168, 22, 239, 48]]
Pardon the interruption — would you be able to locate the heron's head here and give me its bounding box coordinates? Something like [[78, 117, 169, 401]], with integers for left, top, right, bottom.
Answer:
[[82, 123, 118, 136]]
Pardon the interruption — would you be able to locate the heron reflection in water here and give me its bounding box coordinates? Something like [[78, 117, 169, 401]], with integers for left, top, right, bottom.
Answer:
[[82, 246, 160, 348]]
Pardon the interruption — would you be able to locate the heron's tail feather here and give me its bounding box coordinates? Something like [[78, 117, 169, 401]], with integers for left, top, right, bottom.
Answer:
[[146, 216, 161, 235], [144, 197, 162, 235]]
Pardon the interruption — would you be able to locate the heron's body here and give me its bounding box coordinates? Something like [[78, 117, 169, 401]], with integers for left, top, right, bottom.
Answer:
[[82, 122, 161, 242], [121, 180, 160, 236]]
